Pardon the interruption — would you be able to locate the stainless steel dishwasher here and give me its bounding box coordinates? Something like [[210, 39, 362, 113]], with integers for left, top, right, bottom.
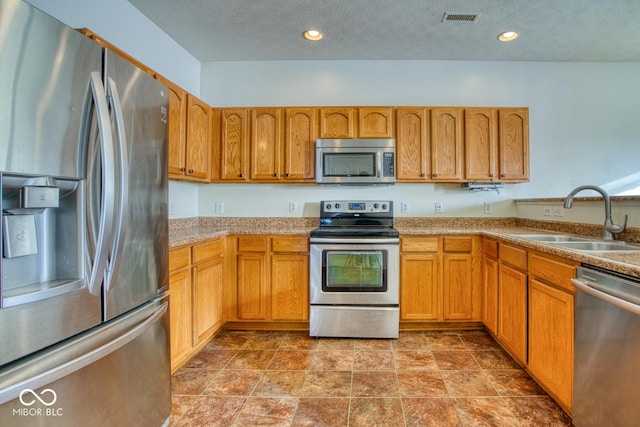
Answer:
[[572, 265, 640, 427]]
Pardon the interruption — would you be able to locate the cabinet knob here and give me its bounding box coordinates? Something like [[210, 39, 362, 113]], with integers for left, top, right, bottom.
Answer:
[[273, 173, 278, 177], [239, 173, 244, 178], [489, 173, 495, 178], [180, 167, 186, 172], [501, 174, 506, 178], [420, 173, 426, 177], [285, 173, 290, 177], [188, 169, 194, 174], [432, 173, 438, 178]]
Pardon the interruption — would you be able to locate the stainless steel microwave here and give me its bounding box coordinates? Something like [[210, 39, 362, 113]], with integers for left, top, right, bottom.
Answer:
[[315, 139, 396, 185]]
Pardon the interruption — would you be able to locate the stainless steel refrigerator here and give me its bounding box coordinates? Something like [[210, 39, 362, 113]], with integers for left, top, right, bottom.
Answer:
[[0, 0, 171, 425]]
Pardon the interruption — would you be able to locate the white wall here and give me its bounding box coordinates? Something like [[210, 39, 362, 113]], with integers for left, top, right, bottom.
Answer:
[[24, 0, 200, 94], [193, 60, 640, 218]]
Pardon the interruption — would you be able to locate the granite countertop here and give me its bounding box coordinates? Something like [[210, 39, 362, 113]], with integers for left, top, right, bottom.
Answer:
[[169, 217, 640, 278]]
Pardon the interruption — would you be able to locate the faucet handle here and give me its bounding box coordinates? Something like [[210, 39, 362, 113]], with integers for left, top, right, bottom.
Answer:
[[606, 214, 628, 234]]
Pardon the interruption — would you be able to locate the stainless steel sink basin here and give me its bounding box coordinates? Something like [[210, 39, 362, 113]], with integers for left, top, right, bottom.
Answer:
[[510, 234, 589, 242], [548, 241, 640, 252]]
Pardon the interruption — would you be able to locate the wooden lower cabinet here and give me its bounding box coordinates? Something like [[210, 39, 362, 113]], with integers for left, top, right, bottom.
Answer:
[[400, 236, 480, 322], [168, 268, 192, 370], [484, 240, 576, 415], [168, 238, 225, 372], [230, 235, 309, 323], [497, 263, 528, 364]]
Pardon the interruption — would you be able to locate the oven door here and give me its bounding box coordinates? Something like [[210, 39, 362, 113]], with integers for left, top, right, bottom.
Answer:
[[310, 238, 399, 305]]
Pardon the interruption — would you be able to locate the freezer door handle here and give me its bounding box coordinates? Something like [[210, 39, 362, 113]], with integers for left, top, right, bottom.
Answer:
[[104, 76, 129, 292], [87, 71, 117, 296], [0, 302, 167, 405]]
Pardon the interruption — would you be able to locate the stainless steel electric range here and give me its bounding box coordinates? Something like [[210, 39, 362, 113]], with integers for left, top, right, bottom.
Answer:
[[309, 200, 400, 338]]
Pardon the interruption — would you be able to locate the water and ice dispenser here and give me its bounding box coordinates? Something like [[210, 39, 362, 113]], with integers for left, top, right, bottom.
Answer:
[[1, 174, 83, 307]]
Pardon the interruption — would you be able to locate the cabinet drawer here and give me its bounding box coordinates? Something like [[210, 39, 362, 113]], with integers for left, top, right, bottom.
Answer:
[[401, 237, 439, 252], [443, 236, 473, 253], [169, 247, 191, 272], [483, 238, 499, 259], [193, 238, 224, 264], [529, 253, 576, 293], [238, 235, 268, 252], [272, 236, 309, 253], [500, 243, 527, 271]]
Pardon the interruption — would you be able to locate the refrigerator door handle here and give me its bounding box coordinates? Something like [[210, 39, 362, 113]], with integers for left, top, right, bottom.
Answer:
[[87, 71, 117, 296], [104, 76, 129, 292], [0, 302, 167, 406]]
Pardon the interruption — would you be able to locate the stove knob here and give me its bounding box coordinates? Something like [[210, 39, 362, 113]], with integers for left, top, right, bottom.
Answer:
[[334, 203, 341, 209], [325, 204, 332, 210], [382, 203, 388, 210], [373, 203, 379, 209]]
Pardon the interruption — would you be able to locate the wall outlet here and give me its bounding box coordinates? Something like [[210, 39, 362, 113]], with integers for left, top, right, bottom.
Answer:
[[484, 202, 493, 214], [401, 202, 409, 213], [435, 201, 443, 214], [553, 206, 564, 217], [215, 201, 224, 214], [289, 201, 298, 213], [543, 206, 553, 216]]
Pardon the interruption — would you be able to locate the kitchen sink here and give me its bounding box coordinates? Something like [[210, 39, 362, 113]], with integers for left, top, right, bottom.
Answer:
[[510, 234, 589, 242], [548, 241, 640, 252]]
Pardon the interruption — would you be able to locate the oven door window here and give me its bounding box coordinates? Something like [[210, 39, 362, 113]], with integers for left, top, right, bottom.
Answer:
[[322, 250, 387, 292], [323, 152, 376, 177]]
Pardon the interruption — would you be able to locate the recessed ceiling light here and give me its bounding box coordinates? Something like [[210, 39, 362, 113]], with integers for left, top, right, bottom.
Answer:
[[498, 31, 518, 42], [303, 29, 323, 41]]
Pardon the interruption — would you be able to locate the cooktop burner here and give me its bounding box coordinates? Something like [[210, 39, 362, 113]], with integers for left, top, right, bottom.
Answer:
[[311, 200, 398, 238]]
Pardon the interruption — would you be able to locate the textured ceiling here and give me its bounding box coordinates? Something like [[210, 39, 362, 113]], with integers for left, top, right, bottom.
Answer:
[[127, 0, 640, 62]]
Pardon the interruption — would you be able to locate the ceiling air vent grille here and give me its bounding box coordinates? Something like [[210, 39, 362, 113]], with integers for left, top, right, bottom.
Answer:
[[442, 13, 479, 23]]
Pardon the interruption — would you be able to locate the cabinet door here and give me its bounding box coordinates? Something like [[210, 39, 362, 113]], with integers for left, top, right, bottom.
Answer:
[[220, 108, 250, 181], [165, 81, 187, 177], [528, 279, 574, 411], [442, 253, 474, 320], [430, 108, 463, 181], [284, 108, 316, 181], [359, 107, 393, 137], [396, 108, 430, 181], [271, 253, 309, 320], [400, 253, 439, 320], [498, 108, 529, 181], [185, 94, 212, 180], [319, 107, 356, 138], [498, 264, 528, 364], [482, 254, 499, 335], [465, 108, 498, 181], [237, 253, 268, 320], [192, 256, 224, 345], [169, 269, 192, 371], [251, 108, 283, 181]]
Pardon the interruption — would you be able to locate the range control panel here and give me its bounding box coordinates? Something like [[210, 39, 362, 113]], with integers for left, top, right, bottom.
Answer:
[[321, 200, 392, 214]]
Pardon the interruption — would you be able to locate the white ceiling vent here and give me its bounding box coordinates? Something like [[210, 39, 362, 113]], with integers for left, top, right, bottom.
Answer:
[[441, 13, 479, 23]]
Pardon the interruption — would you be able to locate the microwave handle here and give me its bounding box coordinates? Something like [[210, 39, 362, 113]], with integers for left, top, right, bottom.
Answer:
[[376, 152, 382, 178]]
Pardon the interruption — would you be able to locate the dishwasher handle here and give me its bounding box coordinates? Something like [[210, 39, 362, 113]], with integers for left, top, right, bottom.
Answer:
[[572, 278, 640, 316]]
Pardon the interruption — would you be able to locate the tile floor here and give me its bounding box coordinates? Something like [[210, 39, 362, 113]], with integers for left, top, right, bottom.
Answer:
[[170, 330, 573, 426]]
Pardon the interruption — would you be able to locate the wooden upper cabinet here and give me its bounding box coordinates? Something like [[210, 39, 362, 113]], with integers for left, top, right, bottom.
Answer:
[[162, 79, 188, 178], [499, 108, 529, 181], [219, 108, 250, 181], [359, 107, 394, 138], [284, 108, 317, 181], [465, 108, 499, 181], [251, 108, 283, 181], [319, 108, 357, 138], [396, 108, 431, 181], [430, 108, 464, 181], [184, 94, 212, 181]]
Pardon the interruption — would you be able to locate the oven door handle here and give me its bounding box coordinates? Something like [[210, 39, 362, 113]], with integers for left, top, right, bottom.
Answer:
[[310, 238, 400, 244]]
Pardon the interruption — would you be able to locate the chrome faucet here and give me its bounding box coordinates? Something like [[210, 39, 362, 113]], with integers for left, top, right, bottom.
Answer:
[[563, 185, 628, 240]]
